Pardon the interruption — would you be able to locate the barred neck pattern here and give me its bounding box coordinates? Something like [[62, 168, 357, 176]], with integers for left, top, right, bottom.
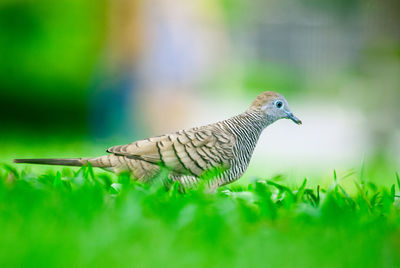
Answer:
[[215, 109, 271, 185]]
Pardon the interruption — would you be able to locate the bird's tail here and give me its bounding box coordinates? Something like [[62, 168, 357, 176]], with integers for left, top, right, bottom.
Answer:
[[13, 156, 113, 168]]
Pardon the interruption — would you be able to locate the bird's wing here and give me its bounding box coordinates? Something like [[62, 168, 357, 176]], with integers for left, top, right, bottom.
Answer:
[[106, 126, 235, 176]]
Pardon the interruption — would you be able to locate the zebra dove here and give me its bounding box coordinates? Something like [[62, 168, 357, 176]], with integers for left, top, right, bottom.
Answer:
[[14, 91, 301, 189]]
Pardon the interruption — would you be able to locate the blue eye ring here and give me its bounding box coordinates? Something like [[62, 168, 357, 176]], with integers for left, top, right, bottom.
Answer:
[[275, 100, 284, 109]]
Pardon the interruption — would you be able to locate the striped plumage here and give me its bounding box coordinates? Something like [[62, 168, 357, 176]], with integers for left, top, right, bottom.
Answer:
[[14, 91, 301, 189]]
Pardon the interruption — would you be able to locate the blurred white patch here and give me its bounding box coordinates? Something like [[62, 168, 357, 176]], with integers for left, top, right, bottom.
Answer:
[[248, 102, 367, 176]]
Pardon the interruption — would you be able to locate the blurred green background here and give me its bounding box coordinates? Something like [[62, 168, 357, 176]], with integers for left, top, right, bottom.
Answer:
[[1, 1, 400, 267], [0, 0, 399, 184]]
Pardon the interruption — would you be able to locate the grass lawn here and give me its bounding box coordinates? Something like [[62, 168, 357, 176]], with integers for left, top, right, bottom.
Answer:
[[0, 163, 399, 268]]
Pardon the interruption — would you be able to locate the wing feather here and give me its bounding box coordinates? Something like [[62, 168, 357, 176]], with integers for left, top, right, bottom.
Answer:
[[106, 126, 235, 176]]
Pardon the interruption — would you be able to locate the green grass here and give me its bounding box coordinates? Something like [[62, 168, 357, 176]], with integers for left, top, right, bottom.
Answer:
[[0, 165, 400, 268]]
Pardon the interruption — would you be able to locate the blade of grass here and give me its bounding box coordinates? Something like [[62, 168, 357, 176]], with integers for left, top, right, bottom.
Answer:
[[53, 171, 62, 188], [390, 184, 396, 202], [296, 178, 307, 201], [360, 158, 366, 185], [353, 179, 372, 211]]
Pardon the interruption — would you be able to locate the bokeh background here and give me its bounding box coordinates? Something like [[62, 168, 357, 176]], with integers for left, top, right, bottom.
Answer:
[[1, 0, 399, 186]]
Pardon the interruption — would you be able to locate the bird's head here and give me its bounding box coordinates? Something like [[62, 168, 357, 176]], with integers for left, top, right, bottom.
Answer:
[[249, 91, 302, 125]]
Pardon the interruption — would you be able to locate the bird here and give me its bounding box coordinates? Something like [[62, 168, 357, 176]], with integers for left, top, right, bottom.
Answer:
[[14, 91, 301, 190]]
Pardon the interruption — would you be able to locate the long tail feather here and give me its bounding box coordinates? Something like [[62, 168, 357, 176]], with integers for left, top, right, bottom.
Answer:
[[13, 156, 113, 168], [13, 158, 85, 166]]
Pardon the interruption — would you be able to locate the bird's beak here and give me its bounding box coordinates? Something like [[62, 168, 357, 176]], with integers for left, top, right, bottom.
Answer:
[[286, 112, 302, 125]]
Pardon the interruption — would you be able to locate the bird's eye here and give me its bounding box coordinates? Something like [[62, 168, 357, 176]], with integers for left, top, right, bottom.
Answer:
[[275, 101, 284, 109]]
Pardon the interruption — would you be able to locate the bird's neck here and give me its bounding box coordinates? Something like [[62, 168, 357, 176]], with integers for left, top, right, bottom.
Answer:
[[225, 109, 268, 144], [230, 109, 272, 131], [220, 110, 268, 177]]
